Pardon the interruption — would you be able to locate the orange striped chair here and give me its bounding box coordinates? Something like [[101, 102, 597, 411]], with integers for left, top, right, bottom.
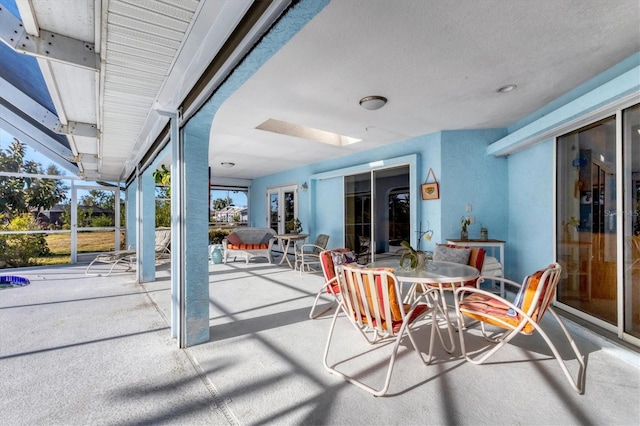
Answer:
[[323, 263, 449, 396], [453, 262, 585, 393]]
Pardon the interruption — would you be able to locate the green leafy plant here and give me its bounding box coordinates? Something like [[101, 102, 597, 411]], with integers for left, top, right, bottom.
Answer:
[[399, 240, 422, 269], [0, 213, 50, 267], [286, 218, 302, 233], [460, 216, 471, 232]]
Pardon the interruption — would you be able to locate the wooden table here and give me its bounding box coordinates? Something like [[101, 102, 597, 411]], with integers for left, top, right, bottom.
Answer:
[[276, 233, 309, 268]]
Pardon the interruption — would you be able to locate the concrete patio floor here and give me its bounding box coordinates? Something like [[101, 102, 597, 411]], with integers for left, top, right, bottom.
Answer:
[[1, 256, 639, 425]]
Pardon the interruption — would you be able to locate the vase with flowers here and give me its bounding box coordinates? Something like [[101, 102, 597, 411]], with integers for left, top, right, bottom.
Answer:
[[562, 216, 580, 242], [460, 216, 471, 240]]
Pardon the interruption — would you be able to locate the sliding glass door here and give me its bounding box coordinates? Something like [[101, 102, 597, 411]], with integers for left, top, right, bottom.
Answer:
[[556, 103, 639, 344], [344, 165, 410, 262]]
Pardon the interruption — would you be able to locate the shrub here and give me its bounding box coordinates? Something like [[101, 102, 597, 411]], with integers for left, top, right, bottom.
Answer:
[[0, 213, 50, 268], [209, 228, 232, 244], [91, 214, 114, 227]]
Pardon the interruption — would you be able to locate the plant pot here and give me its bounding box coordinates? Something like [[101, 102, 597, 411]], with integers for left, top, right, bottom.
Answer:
[[480, 230, 488, 240], [460, 229, 468, 240]]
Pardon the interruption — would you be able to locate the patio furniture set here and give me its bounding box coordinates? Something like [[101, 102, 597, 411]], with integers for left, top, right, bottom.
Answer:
[[311, 246, 586, 397]]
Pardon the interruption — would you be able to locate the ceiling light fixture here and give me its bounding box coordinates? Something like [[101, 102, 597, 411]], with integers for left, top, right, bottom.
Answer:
[[221, 162, 235, 168], [496, 84, 517, 93], [359, 95, 388, 110]]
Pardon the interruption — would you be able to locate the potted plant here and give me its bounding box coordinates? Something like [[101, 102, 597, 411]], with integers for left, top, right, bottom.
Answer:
[[399, 240, 427, 270], [460, 216, 471, 240], [286, 218, 302, 234]]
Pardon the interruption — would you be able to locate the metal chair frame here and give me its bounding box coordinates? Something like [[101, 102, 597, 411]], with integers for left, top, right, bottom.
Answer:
[[323, 263, 449, 396], [453, 263, 586, 394]]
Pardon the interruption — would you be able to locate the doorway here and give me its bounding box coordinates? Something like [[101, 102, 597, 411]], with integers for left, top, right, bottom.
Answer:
[[344, 165, 410, 262], [267, 184, 297, 235]]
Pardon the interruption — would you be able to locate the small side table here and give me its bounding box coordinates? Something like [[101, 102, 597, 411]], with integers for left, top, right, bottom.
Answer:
[[276, 234, 309, 269]]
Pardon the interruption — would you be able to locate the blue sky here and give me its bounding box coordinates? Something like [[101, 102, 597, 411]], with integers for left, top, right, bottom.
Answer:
[[0, 128, 69, 174]]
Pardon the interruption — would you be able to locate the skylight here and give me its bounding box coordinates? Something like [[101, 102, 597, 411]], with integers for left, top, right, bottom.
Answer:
[[255, 118, 360, 146]]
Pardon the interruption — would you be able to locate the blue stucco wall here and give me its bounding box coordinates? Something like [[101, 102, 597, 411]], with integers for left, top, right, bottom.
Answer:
[[249, 53, 638, 282], [251, 130, 510, 251], [496, 53, 639, 281], [441, 129, 508, 241], [506, 139, 555, 281]]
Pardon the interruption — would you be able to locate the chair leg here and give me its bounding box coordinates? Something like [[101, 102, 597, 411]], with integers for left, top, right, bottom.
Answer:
[[456, 309, 585, 394], [323, 307, 396, 396], [323, 299, 440, 397], [309, 287, 337, 319], [538, 307, 586, 394]]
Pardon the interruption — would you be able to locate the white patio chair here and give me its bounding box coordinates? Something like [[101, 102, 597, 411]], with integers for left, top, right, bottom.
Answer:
[[323, 263, 450, 396], [453, 262, 586, 393], [295, 234, 329, 273]]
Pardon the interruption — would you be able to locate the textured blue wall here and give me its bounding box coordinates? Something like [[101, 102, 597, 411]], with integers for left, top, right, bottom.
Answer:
[[441, 129, 508, 241], [251, 130, 511, 251], [250, 53, 638, 282], [506, 139, 555, 281]]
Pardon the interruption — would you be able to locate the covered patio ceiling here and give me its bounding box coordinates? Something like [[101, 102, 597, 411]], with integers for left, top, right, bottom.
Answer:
[[1, 0, 639, 183]]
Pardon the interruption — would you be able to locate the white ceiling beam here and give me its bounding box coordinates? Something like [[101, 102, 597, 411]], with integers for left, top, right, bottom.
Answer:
[[0, 77, 98, 137], [0, 5, 99, 71], [0, 106, 79, 175], [14, 0, 38, 35]]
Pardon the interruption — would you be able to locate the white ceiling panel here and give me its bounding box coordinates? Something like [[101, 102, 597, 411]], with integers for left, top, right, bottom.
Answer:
[[13, 0, 637, 183]]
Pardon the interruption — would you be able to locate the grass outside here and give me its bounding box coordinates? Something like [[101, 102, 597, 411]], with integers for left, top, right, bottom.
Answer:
[[45, 231, 126, 254], [34, 231, 126, 266]]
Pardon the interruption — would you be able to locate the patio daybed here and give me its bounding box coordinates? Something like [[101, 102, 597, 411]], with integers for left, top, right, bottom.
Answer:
[[222, 227, 276, 264]]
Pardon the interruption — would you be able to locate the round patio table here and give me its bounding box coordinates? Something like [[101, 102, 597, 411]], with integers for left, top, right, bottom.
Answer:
[[368, 258, 479, 352]]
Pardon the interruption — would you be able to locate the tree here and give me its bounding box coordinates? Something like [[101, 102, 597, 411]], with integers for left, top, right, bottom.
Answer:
[[0, 139, 67, 222], [212, 197, 232, 210]]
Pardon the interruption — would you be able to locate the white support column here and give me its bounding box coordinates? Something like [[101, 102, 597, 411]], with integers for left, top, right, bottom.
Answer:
[[70, 180, 77, 264]]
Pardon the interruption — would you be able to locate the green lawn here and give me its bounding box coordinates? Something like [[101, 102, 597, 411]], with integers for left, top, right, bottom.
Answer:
[[32, 231, 126, 266]]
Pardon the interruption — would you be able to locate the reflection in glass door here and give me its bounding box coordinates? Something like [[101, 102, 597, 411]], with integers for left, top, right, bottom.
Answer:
[[344, 172, 371, 262], [556, 103, 640, 344]]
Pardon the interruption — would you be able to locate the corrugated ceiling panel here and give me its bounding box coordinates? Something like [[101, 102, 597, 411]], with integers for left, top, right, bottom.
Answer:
[[109, 1, 194, 30], [99, 0, 201, 180]]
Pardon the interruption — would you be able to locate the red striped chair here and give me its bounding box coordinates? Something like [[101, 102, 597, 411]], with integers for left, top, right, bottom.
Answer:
[[309, 248, 353, 319], [323, 263, 449, 396], [453, 262, 585, 393]]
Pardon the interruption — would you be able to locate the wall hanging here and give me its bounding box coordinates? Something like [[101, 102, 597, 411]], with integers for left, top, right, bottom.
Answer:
[[421, 168, 440, 200]]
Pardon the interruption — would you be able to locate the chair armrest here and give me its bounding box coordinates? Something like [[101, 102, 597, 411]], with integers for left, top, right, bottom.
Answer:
[[477, 275, 521, 290], [298, 244, 325, 257]]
